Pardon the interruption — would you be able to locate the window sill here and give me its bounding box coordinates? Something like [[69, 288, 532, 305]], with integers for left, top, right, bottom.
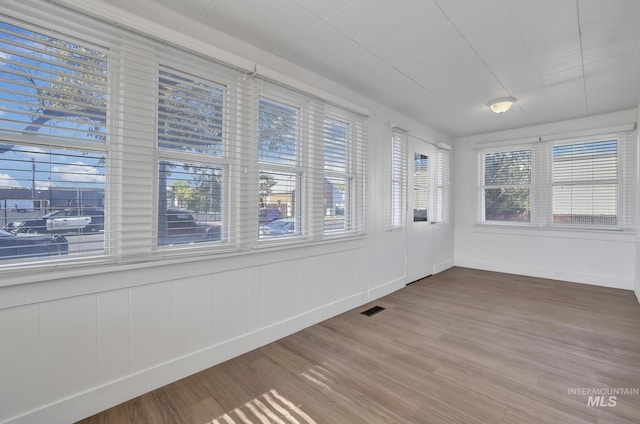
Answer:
[[472, 223, 636, 241], [0, 234, 368, 309]]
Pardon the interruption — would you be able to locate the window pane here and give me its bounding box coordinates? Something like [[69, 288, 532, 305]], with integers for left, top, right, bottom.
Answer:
[[158, 160, 222, 246], [484, 188, 530, 222], [258, 171, 296, 238], [553, 185, 617, 225], [0, 21, 108, 144], [324, 176, 349, 233], [552, 140, 618, 225], [413, 152, 429, 222], [1, 145, 105, 261], [258, 98, 297, 165], [157, 67, 224, 155], [484, 150, 531, 186]]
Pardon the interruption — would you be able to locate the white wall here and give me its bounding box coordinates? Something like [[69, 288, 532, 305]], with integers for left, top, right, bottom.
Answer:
[[0, 2, 454, 424], [454, 110, 637, 291]]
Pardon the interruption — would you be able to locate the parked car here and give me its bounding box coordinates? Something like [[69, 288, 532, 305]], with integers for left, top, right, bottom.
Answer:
[[259, 208, 282, 224], [158, 209, 221, 245], [6, 208, 104, 234], [259, 218, 295, 237], [0, 230, 68, 260]]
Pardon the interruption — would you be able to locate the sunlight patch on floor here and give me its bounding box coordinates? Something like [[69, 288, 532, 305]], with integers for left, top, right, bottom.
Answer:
[[205, 389, 317, 424]]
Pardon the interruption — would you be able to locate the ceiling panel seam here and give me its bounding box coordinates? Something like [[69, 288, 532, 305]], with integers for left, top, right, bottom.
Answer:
[[575, 0, 589, 115], [431, 0, 534, 127], [432, 0, 511, 97]]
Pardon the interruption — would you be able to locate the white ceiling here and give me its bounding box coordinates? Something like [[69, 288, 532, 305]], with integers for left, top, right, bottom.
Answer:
[[137, 0, 640, 138]]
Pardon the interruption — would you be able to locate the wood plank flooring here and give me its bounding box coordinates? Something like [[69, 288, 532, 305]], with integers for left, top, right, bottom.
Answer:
[[77, 267, 640, 424]]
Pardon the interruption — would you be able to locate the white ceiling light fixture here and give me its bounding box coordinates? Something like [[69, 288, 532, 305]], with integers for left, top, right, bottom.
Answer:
[[488, 97, 516, 114]]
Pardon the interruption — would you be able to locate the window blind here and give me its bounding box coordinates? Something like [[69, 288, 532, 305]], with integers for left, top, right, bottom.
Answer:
[[551, 133, 634, 229], [323, 116, 354, 235], [255, 79, 367, 245], [157, 66, 225, 156], [0, 19, 108, 144], [0, 7, 112, 266], [435, 147, 450, 223], [256, 93, 304, 242], [389, 128, 407, 228], [154, 51, 250, 253], [477, 130, 635, 230], [0, 1, 368, 271]]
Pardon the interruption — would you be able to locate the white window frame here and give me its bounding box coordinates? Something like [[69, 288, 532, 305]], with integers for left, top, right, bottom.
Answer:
[[256, 95, 305, 244], [476, 130, 635, 231], [323, 115, 357, 236], [551, 136, 622, 230], [0, 13, 111, 268], [435, 147, 451, 224], [389, 128, 408, 229], [0, 1, 369, 282], [478, 146, 534, 225]]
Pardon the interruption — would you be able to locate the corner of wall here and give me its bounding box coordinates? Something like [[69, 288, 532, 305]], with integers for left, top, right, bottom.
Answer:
[[634, 105, 640, 303]]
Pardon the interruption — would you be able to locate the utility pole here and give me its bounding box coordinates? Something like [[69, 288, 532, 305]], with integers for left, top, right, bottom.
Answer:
[[31, 157, 35, 201]]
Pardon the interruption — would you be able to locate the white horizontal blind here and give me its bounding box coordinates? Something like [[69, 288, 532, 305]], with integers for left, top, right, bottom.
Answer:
[[389, 128, 407, 228], [0, 18, 108, 143], [351, 112, 367, 234], [0, 1, 368, 270], [321, 106, 366, 236], [156, 66, 226, 248], [551, 132, 634, 229], [157, 66, 225, 156], [323, 111, 366, 236], [255, 79, 367, 244], [0, 7, 112, 266], [258, 98, 299, 165], [435, 147, 450, 223], [256, 92, 303, 241], [154, 50, 250, 252], [477, 130, 635, 230]]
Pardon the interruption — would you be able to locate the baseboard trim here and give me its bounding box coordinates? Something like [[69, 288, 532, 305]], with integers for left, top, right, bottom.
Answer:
[[454, 259, 634, 291], [3, 281, 405, 424], [433, 259, 454, 275], [367, 277, 405, 299]]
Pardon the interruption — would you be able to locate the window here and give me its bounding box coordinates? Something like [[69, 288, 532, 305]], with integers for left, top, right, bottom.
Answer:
[[257, 98, 300, 240], [0, 18, 108, 264], [158, 161, 222, 246], [480, 148, 532, 223], [156, 66, 229, 248], [552, 139, 618, 226], [0, 22, 108, 143], [389, 128, 407, 228], [258, 98, 298, 165], [0, 2, 368, 272], [435, 147, 450, 223], [255, 87, 367, 243], [157, 66, 224, 156], [477, 131, 634, 230], [413, 152, 430, 222], [324, 118, 351, 233]]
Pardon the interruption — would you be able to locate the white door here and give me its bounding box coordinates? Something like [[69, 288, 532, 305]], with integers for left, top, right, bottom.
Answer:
[[406, 138, 436, 283]]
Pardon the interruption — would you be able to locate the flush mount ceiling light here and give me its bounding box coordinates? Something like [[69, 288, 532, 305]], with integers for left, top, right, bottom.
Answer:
[[488, 97, 516, 114]]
